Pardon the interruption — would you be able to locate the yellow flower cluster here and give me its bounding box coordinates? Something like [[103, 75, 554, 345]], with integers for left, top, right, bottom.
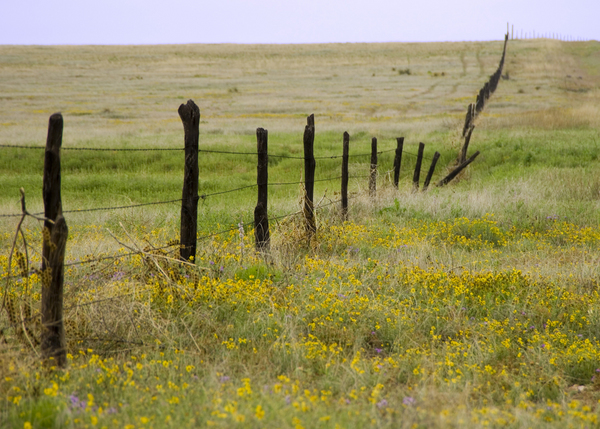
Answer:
[[2, 215, 600, 427]]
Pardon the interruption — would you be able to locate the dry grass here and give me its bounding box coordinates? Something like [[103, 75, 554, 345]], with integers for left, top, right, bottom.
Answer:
[[1, 40, 597, 145]]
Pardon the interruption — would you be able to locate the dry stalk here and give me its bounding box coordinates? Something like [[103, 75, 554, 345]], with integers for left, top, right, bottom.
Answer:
[[1, 189, 41, 356]]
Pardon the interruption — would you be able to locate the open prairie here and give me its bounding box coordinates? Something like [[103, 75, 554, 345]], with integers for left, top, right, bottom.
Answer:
[[1, 39, 600, 428]]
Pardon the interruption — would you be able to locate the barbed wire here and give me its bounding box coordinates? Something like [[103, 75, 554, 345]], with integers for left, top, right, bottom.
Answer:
[[0, 144, 184, 152], [1, 144, 430, 160], [1, 199, 184, 218], [1, 193, 356, 278], [0, 171, 382, 219]]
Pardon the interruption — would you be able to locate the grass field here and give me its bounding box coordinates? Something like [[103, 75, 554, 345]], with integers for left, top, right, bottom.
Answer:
[[1, 38, 600, 428]]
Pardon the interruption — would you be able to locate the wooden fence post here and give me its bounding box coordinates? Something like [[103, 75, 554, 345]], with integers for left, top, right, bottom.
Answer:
[[423, 151, 441, 191], [437, 151, 480, 187], [393, 137, 404, 189], [413, 142, 425, 191], [41, 113, 68, 368], [458, 125, 475, 165], [369, 137, 377, 197], [178, 99, 200, 263], [254, 128, 270, 252], [462, 103, 474, 137], [341, 131, 349, 221], [303, 114, 316, 239]]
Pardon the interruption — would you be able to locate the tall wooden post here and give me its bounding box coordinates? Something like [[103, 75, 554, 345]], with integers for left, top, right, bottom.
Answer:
[[393, 137, 404, 189], [341, 132, 349, 221], [413, 142, 425, 191], [41, 113, 68, 368], [369, 137, 377, 197], [178, 100, 200, 263], [423, 151, 441, 191], [254, 128, 270, 252], [303, 114, 316, 239]]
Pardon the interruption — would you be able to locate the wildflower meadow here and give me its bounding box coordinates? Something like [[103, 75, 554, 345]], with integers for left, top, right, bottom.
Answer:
[[1, 39, 600, 428]]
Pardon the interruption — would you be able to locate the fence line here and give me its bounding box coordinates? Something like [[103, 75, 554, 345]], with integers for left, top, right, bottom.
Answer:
[[1, 87, 483, 360], [3, 109, 439, 360], [507, 22, 590, 42], [1, 109, 448, 304]]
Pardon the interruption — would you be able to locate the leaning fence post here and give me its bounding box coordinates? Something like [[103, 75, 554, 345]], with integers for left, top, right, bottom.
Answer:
[[458, 125, 475, 165], [393, 137, 404, 189], [41, 113, 68, 368], [437, 151, 480, 187], [341, 131, 349, 221], [303, 114, 316, 239], [178, 99, 200, 263], [254, 128, 270, 252], [423, 151, 441, 191], [462, 103, 474, 137], [413, 142, 425, 191], [369, 137, 377, 197]]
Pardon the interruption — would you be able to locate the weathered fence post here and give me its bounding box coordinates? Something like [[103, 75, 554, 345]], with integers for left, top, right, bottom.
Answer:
[[341, 131, 349, 221], [423, 151, 441, 191], [437, 151, 480, 187], [412, 142, 425, 191], [303, 114, 316, 239], [458, 125, 475, 165], [393, 137, 404, 189], [178, 99, 200, 263], [254, 128, 270, 252], [41, 113, 68, 368], [462, 103, 475, 137], [369, 137, 377, 197]]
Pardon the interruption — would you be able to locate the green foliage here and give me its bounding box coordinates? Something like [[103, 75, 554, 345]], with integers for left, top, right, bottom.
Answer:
[[235, 263, 282, 282]]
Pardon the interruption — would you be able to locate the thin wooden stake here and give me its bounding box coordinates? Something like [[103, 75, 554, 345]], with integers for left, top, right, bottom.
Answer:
[[254, 128, 270, 252], [412, 142, 425, 191], [393, 137, 404, 189], [462, 103, 474, 137], [341, 132, 349, 221], [423, 151, 441, 191], [458, 125, 475, 165], [369, 137, 377, 197], [41, 113, 67, 368]]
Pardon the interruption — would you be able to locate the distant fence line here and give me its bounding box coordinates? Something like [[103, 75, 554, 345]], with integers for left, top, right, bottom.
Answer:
[[507, 22, 590, 42]]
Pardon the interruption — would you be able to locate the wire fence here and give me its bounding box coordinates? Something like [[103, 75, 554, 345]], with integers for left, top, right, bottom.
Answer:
[[0, 124, 425, 354], [1, 130, 440, 287], [1, 192, 355, 282], [0, 136, 429, 220], [0, 144, 429, 160], [0, 173, 374, 219]]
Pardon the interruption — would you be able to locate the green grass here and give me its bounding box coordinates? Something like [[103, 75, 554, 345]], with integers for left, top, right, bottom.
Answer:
[[1, 39, 600, 428]]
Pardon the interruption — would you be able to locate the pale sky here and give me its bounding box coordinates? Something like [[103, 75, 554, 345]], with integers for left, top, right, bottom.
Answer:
[[1, 0, 597, 45]]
